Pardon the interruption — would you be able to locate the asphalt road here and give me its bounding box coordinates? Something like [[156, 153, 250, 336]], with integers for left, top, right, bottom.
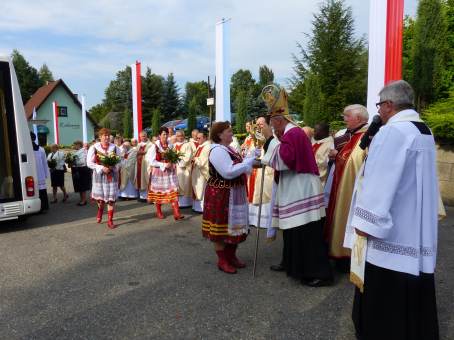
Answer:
[[0, 188, 453, 339]]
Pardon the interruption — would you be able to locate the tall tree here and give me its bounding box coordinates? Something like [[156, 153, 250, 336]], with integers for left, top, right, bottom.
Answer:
[[303, 73, 326, 126], [186, 98, 198, 135], [89, 103, 109, 123], [11, 50, 44, 103], [258, 65, 274, 87], [235, 90, 249, 133], [151, 108, 161, 136], [184, 81, 209, 117], [443, 0, 454, 91], [230, 69, 256, 113], [293, 0, 367, 122], [38, 64, 54, 83], [122, 110, 133, 138], [142, 67, 165, 127], [162, 73, 180, 120], [288, 81, 306, 120], [412, 0, 449, 110], [103, 66, 132, 113], [402, 16, 416, 84]]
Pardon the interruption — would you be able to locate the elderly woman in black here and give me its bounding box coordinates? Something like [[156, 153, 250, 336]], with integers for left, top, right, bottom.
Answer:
[[71, 140, 91, 206], [47, 144, 68, 203]]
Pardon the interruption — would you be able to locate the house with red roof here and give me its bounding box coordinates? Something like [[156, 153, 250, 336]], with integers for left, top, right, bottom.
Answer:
[[25, 79, 96, 145]]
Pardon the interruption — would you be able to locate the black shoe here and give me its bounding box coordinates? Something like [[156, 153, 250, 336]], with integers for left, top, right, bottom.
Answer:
[[270, 264, 285, 272], [303, 278, 333, 287]]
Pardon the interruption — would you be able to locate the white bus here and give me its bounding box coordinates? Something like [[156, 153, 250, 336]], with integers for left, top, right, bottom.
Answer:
[[0, 56, 41, 221]]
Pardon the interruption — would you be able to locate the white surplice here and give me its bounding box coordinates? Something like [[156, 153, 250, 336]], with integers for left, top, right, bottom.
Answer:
[[344, 109, 438, 276]]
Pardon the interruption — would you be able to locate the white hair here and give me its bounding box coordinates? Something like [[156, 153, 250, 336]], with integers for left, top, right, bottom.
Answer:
[[344, 104, 369, 121], [379, 80, 414, 108]]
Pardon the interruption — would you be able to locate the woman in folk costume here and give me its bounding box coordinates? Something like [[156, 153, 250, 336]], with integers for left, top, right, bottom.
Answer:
[[71, 140, 91, 206], [87, 128, 121, 229], [146, 127, 184, 220], [118, 141, 138, 199], [202, 122, 256, 274]]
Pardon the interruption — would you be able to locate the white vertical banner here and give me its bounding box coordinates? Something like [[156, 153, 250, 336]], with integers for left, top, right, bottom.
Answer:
[[131, 63, 139, 140], [366, 0, 387, 121], [52, 101, 59, 144], [32, 107, 38, 142], [80, 95, 87, 143], [215, 18, 232, 122]]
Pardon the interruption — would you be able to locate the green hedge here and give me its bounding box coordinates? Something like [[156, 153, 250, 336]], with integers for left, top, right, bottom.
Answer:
[[329, 120, 346, 134], [424, 113, 454, 145], [423, 91, 454, 145]]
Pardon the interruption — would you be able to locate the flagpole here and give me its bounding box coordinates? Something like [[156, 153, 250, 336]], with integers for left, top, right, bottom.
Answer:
[[52, 101, 59, 144], [81, 95, 87, 143]]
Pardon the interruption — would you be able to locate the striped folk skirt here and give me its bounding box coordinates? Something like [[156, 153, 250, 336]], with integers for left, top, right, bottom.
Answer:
[[91, 170, 119, 202], [202, 184, 248, 244], [147, 167, 178, 204]]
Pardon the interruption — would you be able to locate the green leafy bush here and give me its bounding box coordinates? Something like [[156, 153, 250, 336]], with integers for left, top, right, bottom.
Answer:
[[423, 91, 454, 145], [424, 113, 454, 145], [234, 133, 247, 145], [329, 120, 346, 134]]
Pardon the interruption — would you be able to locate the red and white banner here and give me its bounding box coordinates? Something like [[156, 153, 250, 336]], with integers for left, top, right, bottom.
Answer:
[[52, 101, 59, 144], [367, 0, 404, 120], [131, 61, 143, 140]]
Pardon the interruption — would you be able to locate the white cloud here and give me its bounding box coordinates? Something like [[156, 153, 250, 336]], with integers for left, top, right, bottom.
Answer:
[[0, 0, 418, 108]]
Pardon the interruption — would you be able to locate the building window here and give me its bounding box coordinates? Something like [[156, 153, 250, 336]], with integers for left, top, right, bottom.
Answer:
[[58, 106, 68, 117]]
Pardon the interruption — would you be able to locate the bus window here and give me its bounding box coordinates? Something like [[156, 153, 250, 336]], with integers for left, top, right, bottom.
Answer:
[[0, 62, 18, 201]]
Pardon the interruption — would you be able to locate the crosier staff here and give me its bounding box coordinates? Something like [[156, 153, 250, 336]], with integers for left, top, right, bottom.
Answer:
[[251, 118, 269, 278]]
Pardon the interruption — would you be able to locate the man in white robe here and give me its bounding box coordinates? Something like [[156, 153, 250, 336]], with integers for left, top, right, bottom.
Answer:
[[249, 117, 274, 229], [135, 131, 153, 201], [192, 132, 210, 213], [174, 130, 194, 208], [189, 129, 199, 154], [119, 142, 138, 199], [344, 80, 439, 339], [30, 132, 49, 212], [312, 122, 334, 187]]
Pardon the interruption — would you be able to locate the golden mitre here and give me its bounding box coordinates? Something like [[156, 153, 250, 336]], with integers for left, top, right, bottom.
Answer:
[[261, 84, 289, 118]]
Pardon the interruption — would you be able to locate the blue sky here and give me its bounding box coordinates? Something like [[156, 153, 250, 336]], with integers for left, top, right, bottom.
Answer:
[[0, 0, 418, 109]]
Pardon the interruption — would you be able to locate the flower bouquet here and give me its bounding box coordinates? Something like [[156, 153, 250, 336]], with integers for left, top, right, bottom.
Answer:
[[98, 152, 121, 167], [97, 151, 121, 182], [65, 152, 78, 168], [47, 158, 57, 169], [162, 148, 184, 164]]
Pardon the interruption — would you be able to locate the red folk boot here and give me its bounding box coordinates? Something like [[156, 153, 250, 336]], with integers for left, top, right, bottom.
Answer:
[[107, 209, 115, 229], [225, 244, 246, 269], [156, 203, 164, 219], [171, 201, 184, 220], [216, 250, 237, 274], [96, 201, 105, 223]]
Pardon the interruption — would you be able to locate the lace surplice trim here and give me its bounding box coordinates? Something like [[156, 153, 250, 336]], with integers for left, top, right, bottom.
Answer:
[[370, 240, 435, 258]]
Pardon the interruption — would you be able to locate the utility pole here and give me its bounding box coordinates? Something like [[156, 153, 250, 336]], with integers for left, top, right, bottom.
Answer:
[[207, 76, 215, 128]]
